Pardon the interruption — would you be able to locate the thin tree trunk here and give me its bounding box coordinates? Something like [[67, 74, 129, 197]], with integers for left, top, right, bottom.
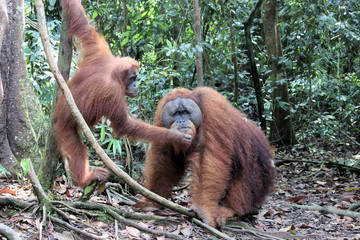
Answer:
[[121, 0, 128, 56], [194, 0, 204, 86], [262, 0, 296, 145], [0, 0, 45, 172], [244, 0, 266, 130], [38, 10, 73, 191], [0, 0, 8, 105], [228, 7, 239, 102]]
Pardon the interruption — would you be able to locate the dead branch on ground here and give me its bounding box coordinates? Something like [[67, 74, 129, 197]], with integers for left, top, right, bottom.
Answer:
[[275, 157, 360, 173], [292, 203, 360, 219]]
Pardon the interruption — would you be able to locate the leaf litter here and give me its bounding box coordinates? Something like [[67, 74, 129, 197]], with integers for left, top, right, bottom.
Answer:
[[0, 151, 359, 239]]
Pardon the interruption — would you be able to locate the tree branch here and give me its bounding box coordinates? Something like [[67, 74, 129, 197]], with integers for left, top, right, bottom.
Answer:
[[292, 204, 360, 219], [50, 216, 105, 240], [0, 196, 33, 209], [71, 202, 185, 240], [275, 157, 360, 172], [0, 223, 21, 240], [349, 200, 360, 211], [33, 0, 196, 219]]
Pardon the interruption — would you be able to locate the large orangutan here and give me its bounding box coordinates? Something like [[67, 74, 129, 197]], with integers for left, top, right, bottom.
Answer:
[[53, 0, 191, 189], [143, 87, 276, 227]]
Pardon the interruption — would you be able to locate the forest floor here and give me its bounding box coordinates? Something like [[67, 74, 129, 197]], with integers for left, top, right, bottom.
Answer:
[[0, 148, 359, 240]]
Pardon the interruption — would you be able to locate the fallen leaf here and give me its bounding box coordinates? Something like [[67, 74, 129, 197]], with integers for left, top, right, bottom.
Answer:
[[180, 225, 192, 236], [286, 196, 307, 203], [0, 189, 16, 195], [280, 224, 296, 232], [126, 226, 140, 238]]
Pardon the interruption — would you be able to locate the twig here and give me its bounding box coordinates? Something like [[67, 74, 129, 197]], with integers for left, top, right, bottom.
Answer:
[[39, 204, 46, 240], [339, 129, 360, 146], [72, 202, 185, 240], [292, 204, 360, 219], [291, 159, 326, 181], [52, 201, 101, 218], [192, 218, 235, 240], [106, 182, 139, 203], [49, 216, 105, 240], [71, 201, 167, 221], [275, 156, 360, 172], [106, 188, 119, 240], [109, 189, 136, 205], [53, 207, 102, 235], [223, 223, 301, 240], [173, 184, 189, 192]]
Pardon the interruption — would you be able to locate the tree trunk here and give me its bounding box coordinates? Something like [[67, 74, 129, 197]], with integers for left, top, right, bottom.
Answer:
[[244, 0, 266, 131], [228, 7, 239, 103], [262, 0, 296, 146], [121, 0, 128, 56], [193, 0, 204, 86], [0, 0, 46, 172], [0, 0, 8, 105], [38, 10, 73, 190]]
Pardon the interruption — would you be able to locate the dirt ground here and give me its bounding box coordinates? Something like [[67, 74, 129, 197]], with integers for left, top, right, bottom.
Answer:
[[0, 156, 359, 240]]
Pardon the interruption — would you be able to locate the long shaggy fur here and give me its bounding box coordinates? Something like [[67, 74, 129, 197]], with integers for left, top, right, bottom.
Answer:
[[143, 87, 276, 227], [53, 0, 188, 188]]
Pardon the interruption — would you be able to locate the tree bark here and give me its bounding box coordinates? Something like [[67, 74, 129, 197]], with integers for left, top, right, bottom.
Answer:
[[193, 0, 204, 86], [0, 0, 8, 105], [0, 223, 21, 240], [0, 0, 46, 172], [121, 0, 128, 56], [262, 0, 296, 146], [38, 10, 73, 191], [244, 0, 266, 130]]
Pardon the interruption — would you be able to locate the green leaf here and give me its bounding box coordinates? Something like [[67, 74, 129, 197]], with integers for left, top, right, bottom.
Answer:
[[49, 0, 56, 7], [100, 125, 105, 142], [115, 140, 122, 156], [166, 40, 172, 48], [92, 11, 98, 19], [187, 51, 193, 59], [0, 163, 8, 173], [195, 45, 203, 53], [20, 159, 30, 177], [84, 184, 95, 195], [121, 38, 129, 47], [111, 139, 117, 156]]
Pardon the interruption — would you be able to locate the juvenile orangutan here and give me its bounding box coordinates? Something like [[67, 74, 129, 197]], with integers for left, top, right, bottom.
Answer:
[[53, 0, 191, 188]]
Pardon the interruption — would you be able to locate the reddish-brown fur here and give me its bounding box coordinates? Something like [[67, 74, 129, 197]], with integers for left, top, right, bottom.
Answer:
[[53, 0, 189, 188], [143, 87, 276, 227]]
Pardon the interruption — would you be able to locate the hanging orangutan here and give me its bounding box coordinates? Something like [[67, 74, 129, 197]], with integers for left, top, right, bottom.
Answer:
[[53, 0, 191, 189], [142, 87, 276, 227]]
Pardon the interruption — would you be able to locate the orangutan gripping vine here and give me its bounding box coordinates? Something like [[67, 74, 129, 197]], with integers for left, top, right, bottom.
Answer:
[[142, 87, 276, 227], [53, 0, 191, 189]]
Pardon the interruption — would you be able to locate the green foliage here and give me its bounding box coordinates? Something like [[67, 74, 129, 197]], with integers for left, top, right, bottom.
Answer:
[[0, 163, 8, 173], [25, 0, 359, 167], [25, 0, 62, 118], [20, 159, 30, 180], [282, 0, 360, 148], [95, 119, 125, 157]]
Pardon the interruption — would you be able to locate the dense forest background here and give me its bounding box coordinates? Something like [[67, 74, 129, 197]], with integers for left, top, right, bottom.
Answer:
[[0, 0, 359, 239], [24, 0, 359, 161]]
